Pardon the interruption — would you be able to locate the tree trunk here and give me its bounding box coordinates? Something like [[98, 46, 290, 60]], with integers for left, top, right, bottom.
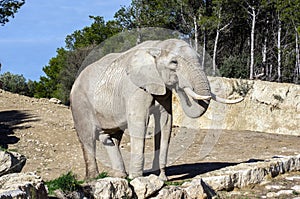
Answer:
[[295, 31, 300, 83], [193, 15, 198, 52], [269, 64, 273, 80], [213, 7, 221, 76], [249, 6, 256, 80], [213, 29, 219, 76], [277, 19, 282, 82], [202, 29, 206, 70], [261, 28, 268, 79], [262, 35, 267, 64]]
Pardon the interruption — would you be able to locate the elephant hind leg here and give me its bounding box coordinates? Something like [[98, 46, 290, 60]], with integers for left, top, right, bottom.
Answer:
[[100, 130, 127, 178], [80, 137, 99, 179], [72, 103, 99, 179]]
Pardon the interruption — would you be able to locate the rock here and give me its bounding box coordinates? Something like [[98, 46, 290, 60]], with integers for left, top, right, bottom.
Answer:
[[182, 179, 208, 199], [173, 77, 300, 135], [0, 172, 47, 199], [49, 98, 61, 104], [285, 176, 300, 181], [265, 185, 284, 190], [291, 185, 300, 192], [92, 177, 132, 199], [130, 174, 164, 199], [0, 151, 26, 177], [266, 192, 276, 198], [152, 186, 187, 199], [53, 189, 86, 199], [275, 189, 294, 196], [195, 155, 300, 191]]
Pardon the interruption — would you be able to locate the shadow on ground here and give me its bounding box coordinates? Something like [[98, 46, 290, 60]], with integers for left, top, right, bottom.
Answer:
[[0, 110, 38, 149], [164, 158, 264, 181]]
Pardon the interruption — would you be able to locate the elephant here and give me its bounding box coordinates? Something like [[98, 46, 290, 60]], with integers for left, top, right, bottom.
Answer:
[[70, 39, 243, 180]]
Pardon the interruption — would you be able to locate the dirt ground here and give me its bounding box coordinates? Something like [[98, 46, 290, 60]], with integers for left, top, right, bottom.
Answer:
[[1, 89, 300, 197]]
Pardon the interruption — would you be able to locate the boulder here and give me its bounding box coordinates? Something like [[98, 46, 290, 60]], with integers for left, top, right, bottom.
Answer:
[[0, 172, 47, 199], [152, 186, 188, 199], [130, 174, 164, 199], [0, 151, 26, 177], [182, 179, 208, 199], [196, 155, 300, 191], [49, 98, 62, 104], [92, 177, 132, 199]]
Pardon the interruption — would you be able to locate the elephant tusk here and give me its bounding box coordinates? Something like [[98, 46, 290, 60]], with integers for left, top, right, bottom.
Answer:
[[211, 93, 244, 104], [183, 87, 212, 100]]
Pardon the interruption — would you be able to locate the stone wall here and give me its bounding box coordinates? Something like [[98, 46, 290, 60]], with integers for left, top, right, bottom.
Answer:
[[173, 77, 300, 135]]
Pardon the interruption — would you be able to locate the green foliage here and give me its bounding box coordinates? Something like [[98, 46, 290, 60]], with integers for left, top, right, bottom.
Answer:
[[115, 0, 181, 30], [45, 171, 83, 195], [0, 0, 25, 25], [233, 80, 253, 97], [0, 72, 35, 96], [34, 48, 67, 100], [273, 94, 284, 102], [0, 146, 7, 151], [220, 54, 249, 79], [95, 171, 109, 180]]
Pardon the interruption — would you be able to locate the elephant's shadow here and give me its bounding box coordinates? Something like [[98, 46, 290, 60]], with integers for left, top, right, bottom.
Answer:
[[146, 159, 263, 181]]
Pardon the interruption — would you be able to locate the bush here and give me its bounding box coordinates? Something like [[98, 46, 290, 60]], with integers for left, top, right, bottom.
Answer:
[[0, 72, 29, 95], [220, 54, 249, 79], [45, 171, 83, 195]]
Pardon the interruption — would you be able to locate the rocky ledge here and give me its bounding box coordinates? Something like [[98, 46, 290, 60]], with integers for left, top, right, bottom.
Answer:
[[1, 150, 299, 199]]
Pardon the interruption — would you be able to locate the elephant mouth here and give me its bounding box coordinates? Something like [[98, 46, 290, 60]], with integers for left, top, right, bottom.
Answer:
[[175, 85, 211, 106]]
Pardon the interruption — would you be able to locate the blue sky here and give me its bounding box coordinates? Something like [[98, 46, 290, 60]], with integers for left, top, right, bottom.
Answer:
[[0, 0, 131, 81]]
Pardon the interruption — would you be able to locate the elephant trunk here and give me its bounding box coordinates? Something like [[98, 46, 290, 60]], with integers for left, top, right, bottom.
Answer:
[[176, 57, 211, 118]]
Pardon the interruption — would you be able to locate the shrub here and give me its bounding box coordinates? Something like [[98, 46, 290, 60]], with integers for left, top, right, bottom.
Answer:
[[45, 171, 83, 195], [220, 54, 249, 79], [0, 72, 29, 95]]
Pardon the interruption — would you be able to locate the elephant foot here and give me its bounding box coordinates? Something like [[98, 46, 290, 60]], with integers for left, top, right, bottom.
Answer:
[[86, 170, 100, 181], [159, 172, 168, 181], [159, 168, 168, 181]]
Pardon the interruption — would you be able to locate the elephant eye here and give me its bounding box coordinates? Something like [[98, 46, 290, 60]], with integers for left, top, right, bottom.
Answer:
[[170, 60, 178, 65], [167, 59, 178, 70]]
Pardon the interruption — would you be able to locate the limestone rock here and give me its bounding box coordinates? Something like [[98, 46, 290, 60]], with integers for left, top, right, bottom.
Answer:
[[0, 172, 47, 199], [130, 174, 164, 199], [291, 185, 300, 192], [152, 186, 187, 199], [196, 155, 300, 191], [182, 179, 208, 199], [0, 151, 26, 177], [92, 177, 132, 199], [173, 77, 300, 135], [49, 98, 62, 104]]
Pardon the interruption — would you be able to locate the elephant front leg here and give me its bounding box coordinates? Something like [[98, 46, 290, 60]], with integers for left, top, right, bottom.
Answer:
[[128, 115, 148, 179], [126, 91, 153, 179], [153, 92, 172, 181], [157, 108, 172, 181]]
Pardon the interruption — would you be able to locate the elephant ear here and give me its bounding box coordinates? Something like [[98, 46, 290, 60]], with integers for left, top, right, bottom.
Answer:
[[126, 49, 166, 95]]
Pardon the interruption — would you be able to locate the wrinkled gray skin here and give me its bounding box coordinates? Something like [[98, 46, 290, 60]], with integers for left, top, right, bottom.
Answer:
[[70, 39, 241, 180]]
